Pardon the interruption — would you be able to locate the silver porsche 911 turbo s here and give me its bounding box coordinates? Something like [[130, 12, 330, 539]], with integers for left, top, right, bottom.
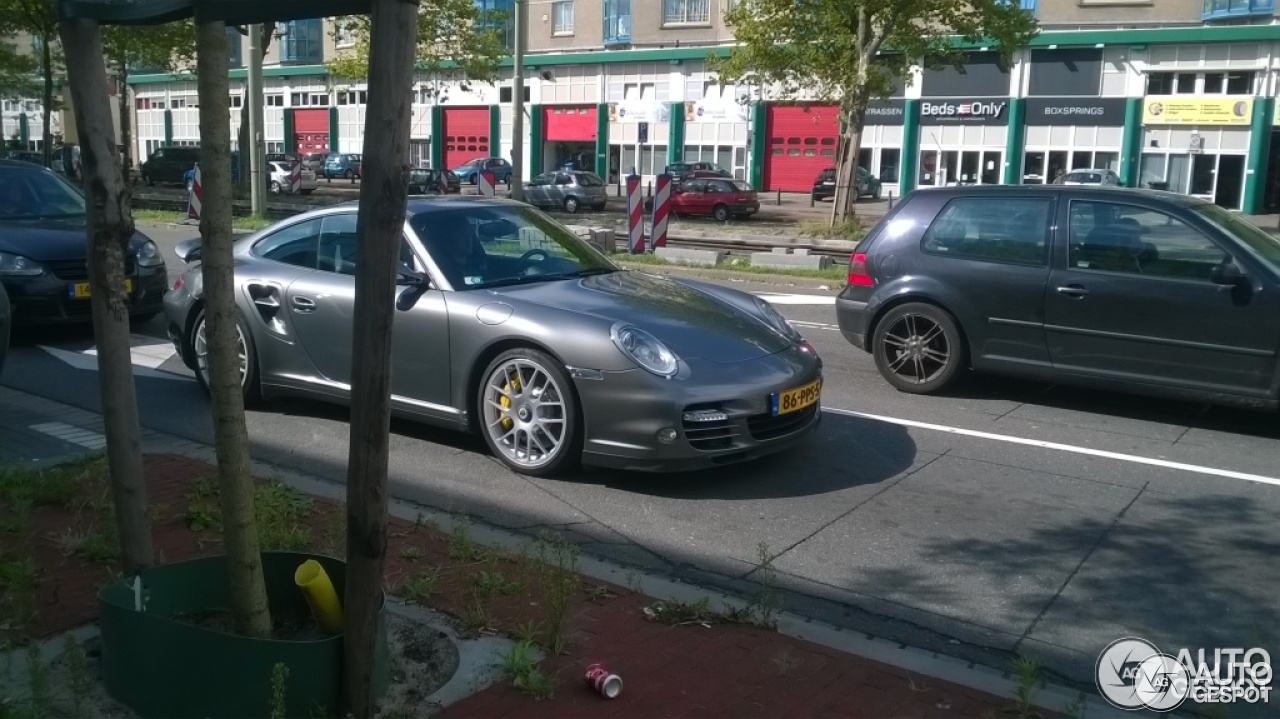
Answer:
[[163, 197, 822, 476]]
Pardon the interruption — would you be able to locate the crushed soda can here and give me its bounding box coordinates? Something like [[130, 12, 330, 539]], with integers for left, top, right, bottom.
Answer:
[[585, 663, 623, 699]]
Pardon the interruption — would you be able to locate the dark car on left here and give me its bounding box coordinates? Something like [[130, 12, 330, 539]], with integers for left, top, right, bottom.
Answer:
[[0, 161, 168, 326]]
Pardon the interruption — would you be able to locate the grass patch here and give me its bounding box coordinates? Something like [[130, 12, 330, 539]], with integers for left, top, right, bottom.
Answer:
[[799, 217, 866, 242], [497, 638, 554, 700], [183, 478, 313, 551], [0, 454, 105, 516], [612, 251, 847, 282], [401, 567, 442, 603], [132, 209, 274, 232]]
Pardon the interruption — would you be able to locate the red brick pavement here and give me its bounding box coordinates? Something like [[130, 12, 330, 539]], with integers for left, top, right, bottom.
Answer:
[[5, 453, 1030, 718]]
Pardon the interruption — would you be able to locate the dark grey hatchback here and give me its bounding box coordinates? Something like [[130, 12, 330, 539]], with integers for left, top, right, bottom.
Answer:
[[836, 186, 1280, 411]]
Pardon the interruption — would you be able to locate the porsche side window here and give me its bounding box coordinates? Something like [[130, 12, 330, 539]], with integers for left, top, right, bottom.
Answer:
[[253, 219, 321, 270]]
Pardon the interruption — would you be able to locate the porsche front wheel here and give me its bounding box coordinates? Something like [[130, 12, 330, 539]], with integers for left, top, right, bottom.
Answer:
[[478, 348, 581, 476]]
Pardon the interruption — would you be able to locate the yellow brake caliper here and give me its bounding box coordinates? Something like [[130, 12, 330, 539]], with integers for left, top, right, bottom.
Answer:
[[498, 372, 521, 431]]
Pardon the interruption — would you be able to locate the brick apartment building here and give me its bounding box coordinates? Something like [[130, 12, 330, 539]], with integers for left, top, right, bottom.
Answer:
[[121, 0, 1280, 213]]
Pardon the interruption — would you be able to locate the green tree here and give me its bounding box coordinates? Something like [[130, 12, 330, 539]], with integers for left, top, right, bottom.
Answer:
[[0, 42, 38, 100], [712, 0, 1038, 223], [102, 19, 197, 178], [325, 0, 507, 91], [0, 0, 63, 167]]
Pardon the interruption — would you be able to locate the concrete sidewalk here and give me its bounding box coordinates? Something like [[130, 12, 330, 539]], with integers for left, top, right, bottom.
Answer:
[[0, 385, 1106, 718]]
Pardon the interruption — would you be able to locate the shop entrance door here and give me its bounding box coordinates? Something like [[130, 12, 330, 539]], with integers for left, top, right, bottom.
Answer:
[[1214, 155, 1245, 210]]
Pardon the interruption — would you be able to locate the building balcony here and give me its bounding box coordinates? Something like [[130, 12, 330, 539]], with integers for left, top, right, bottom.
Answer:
[[1202, 0, 1275, 21]]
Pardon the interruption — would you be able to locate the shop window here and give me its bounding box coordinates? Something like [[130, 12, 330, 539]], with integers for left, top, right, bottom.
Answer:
[[787, 149, 801, 156], [1175, 73, 1197, 94], [804, 137, 817, 145], [266, 95, 284, 107], [498, 86, 530, 102], [820, 149, 835, 157], [804, 149, 817, 157], [921, 198, 1051, 266], [1203, 73, 1226, 94], [1226, 71, 1253, 94], [786, 137, 800, 145], [1066, 201, 1227, 280], [1146, 72, 1174, 95]]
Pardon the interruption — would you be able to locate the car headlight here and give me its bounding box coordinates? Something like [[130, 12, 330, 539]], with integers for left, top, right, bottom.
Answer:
[[0, 251, 44, 276], [611, 324, 679, 378], [754, 297, 803, 343], [136, 240, 164, 268]]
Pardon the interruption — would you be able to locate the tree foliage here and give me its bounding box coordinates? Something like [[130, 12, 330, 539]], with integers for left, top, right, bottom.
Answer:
[[102, 19, 197, 76], [0, 41, 38, 100], [325, 0, 508, 91], [712, 0, 1038, 220]]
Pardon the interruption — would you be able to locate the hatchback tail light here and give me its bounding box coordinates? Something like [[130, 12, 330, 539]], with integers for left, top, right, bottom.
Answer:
[[848, 252, 873, 287]]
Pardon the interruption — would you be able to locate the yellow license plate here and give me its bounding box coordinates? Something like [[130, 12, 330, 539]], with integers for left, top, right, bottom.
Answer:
[[771, 377, 821, 416], [69, 279, 133, 299]]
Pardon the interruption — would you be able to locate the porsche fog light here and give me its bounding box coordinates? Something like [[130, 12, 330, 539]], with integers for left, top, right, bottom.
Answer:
[[657, 428, 678, 444]]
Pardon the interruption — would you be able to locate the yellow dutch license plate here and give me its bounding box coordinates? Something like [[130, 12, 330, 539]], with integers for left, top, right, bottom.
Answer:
[[771, 377, 821, 416], [69, 280, 133, 299]]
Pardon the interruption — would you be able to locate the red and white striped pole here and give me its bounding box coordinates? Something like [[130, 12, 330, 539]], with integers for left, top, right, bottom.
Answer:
[[650, 173, 671, 250], [626, 174, 644, 254], [478, 169, 496, 197], [289, 161, 302, 193], [186, 165, 202, 220]]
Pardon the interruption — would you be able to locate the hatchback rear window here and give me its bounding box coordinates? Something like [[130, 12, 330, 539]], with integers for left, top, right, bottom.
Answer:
[[574, 173, 604, 186], [729, 180, 753, 192], [921, 197, 1051, 266]]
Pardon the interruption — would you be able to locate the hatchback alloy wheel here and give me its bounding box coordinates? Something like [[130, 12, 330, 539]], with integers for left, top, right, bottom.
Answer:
[[872, 302, 965, 394]]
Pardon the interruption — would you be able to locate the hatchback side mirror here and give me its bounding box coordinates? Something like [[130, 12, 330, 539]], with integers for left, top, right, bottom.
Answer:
[[1210, 262, 1248, 287]]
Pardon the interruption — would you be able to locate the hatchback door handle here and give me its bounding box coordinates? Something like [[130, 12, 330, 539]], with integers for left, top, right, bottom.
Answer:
[[291, 296, 317, 312], [1056, 285, 1089, 298]]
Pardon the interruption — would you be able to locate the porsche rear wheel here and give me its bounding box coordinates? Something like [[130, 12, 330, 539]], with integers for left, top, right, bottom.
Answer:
[[191, 309, 260, 405], [478, 348, 581, 476]]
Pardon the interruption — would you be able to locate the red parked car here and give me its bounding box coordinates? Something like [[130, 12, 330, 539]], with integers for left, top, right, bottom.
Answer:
[[671, 176, 760, 221]]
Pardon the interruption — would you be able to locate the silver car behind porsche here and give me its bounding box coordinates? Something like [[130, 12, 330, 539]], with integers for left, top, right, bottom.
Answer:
[[163, 197, 821, 475]]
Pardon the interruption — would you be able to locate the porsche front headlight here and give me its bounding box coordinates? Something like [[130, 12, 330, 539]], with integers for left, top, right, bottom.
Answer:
[[612, 324, 679, 378]]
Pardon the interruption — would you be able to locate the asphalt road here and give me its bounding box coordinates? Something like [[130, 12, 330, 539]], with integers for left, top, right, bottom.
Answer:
[[6, 221, 1278, 698]]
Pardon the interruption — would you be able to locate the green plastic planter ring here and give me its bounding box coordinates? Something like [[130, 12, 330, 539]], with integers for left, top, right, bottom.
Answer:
[[98, 552, 390, 719]]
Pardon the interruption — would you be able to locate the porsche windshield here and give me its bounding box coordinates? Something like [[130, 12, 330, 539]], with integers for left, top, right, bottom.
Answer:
[[409, 205, 618, 290]]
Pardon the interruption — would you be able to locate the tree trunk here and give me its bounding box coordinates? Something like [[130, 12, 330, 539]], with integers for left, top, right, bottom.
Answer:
[[342, 0, 418, 714], [830, 107, 867, 225], [195, 19, 272, 640], [118, 61, 131, 183], [56, 15, 154, 577], [41, 35, 53, 168]]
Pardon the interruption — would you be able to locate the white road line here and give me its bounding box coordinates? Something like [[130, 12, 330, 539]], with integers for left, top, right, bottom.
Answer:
[[754, 293, 837, 305], [82, 333, 178, 369], [823, 406, 1280, 488], [791, 320, 841, 332]]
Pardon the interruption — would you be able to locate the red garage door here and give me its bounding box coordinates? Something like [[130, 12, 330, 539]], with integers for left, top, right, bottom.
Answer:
[[443, 107, 491, 170], [544, 106, 597, 141], [294, 109, 329, 154], [765, 105, 839, 192]]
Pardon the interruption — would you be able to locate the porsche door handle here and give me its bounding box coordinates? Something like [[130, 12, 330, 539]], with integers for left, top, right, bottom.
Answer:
[[291, 296, 317, 313], [1056, 285, 1089, 298]]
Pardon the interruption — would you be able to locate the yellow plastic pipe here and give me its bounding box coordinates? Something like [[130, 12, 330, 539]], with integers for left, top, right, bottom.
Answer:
[[294, 559, 343, 633]]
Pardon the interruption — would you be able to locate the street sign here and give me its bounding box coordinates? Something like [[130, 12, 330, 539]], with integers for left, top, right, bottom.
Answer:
[[638, 122, 649, 143]]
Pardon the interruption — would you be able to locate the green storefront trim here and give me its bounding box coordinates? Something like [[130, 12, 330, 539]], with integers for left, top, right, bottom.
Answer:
[[1119, 98, 1144, 189], [1243, 97, 1274, 215], [1002, 98, 1026, 185], [163, 109, 173, 145], [667, 102, 685, 168], [328, 106, 339, 153], [488, 105, 501, 159], [749, 102, 766, 190], [529, 104, 543, 174], [430, 106, 444, 168], [594, 103, 609, 185], [900, 100, 920, 195], [282, 108, 295, 154]]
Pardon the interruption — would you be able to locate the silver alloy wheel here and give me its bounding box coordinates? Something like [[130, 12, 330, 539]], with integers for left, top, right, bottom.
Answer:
[[879, 313, 951, 385], [482, 358, 567, 470], [193, 316, 248, 390]]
